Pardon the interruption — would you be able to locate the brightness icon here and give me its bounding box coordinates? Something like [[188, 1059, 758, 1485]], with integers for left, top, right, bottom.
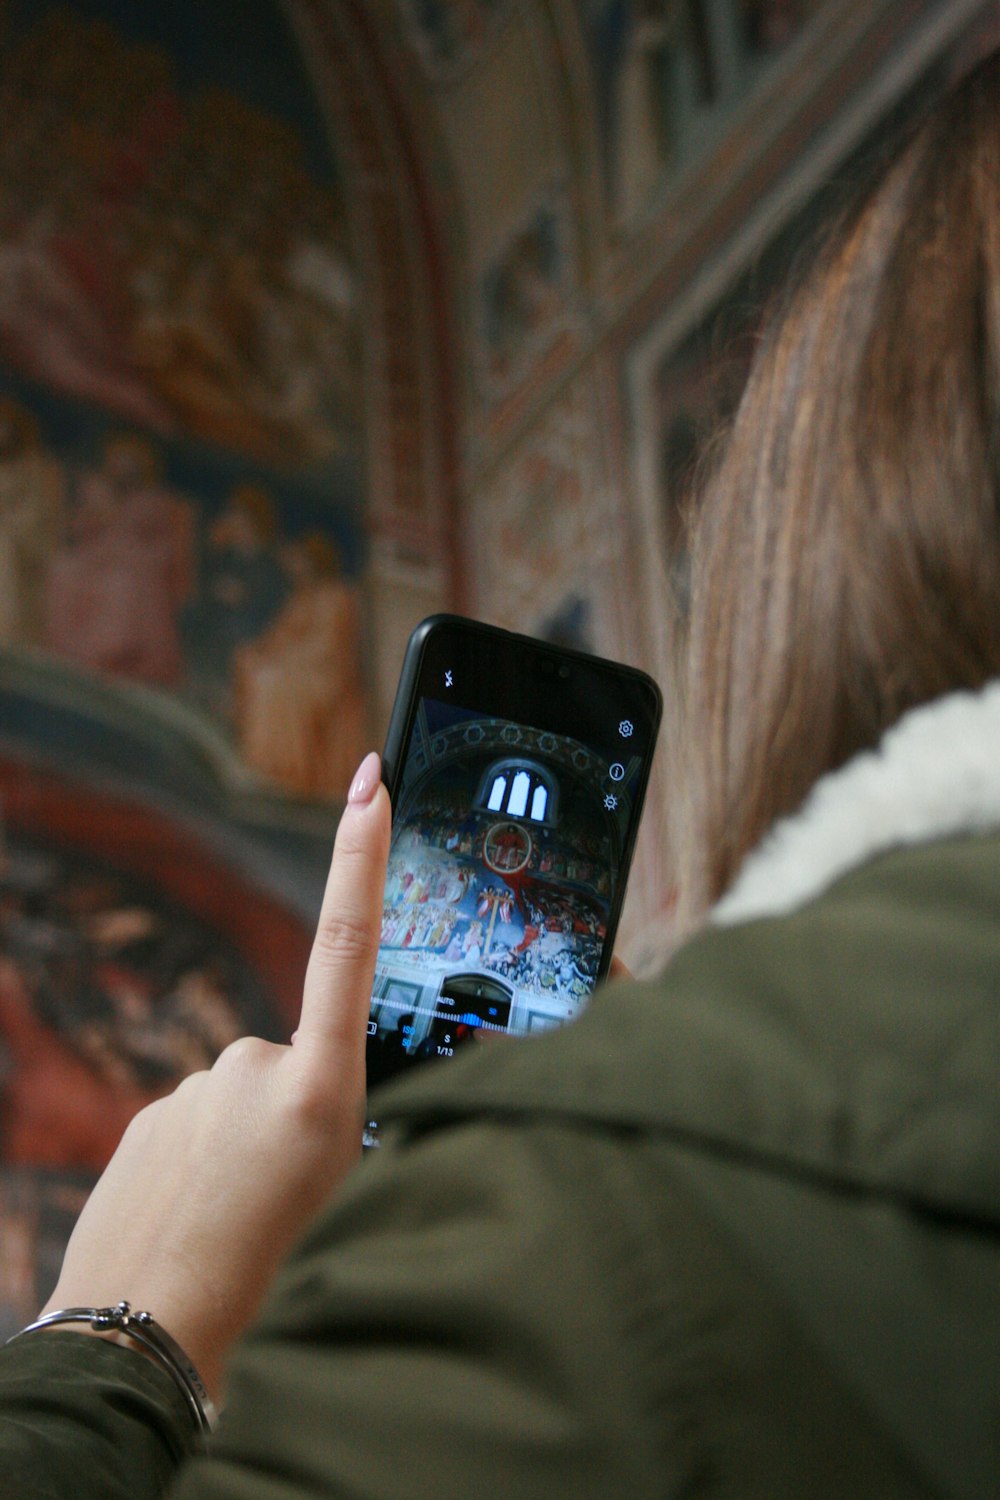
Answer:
[[603, 793, 619, 811]]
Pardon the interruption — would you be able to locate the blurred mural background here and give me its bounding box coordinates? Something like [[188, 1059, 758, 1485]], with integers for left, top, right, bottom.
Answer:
[[1, 0, 998, 1328]]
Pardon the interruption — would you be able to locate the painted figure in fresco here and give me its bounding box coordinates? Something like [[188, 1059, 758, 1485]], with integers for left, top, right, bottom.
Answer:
[[589, 0, 746, 224], [132, 231, 292, 463], [484, 206, 564, 384], [0, 398, 65, 648], [44, 433, 193, 686], [126, 94, 356, 468], [461, 920, 484, 966], [612, 1, 719, 221], [234, 532, 365, 801], [740, 0, 808, 53], [261, 225, 359, 463], [0, 841, 264, 1186], [0, 6, 178, 430], [0, 199, 169, 432], [188, 483, 288, 698], [0, 954, 164, 1173], [0, 11, 360, 467], [613, 0, 673, 221], [404, 0, 504, 69]]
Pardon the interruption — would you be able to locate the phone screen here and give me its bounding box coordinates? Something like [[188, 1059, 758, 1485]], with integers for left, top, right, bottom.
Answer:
[[364, 620, 660, 1145]]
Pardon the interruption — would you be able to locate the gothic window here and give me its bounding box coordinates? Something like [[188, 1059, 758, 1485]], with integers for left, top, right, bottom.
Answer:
[[477, 759, 558, 826]]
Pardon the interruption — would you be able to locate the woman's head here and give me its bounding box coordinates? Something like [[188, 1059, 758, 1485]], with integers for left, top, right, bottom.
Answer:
[[675, 52, 1000, 922]]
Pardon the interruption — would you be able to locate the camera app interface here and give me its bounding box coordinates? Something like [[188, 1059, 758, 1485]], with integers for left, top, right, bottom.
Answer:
[[366, 694, 644, 1097]]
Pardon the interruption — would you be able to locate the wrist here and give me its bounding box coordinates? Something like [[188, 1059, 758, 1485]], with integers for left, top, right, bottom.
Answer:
[[6, 1302, 218, 1434]]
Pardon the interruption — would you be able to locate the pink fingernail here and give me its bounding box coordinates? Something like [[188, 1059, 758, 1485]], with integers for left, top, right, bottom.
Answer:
[[348, 751, 381, 805]]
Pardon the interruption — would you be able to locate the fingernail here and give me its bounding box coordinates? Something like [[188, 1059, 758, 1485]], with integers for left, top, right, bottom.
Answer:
[[348, 751, 381, 806]]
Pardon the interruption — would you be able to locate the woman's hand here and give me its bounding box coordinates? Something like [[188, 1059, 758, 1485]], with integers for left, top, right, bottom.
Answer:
[[40, 752, 390, 1402]]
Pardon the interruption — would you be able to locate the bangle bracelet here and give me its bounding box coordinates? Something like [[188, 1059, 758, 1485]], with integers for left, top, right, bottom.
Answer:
[[5, 1301, 218, 1435]]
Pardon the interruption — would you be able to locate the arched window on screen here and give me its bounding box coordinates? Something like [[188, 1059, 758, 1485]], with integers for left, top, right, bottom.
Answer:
[[475, 759, 558, 827]]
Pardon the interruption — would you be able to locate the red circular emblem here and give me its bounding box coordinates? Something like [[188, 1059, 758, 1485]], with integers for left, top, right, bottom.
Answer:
[[483, 821, 532, 875]]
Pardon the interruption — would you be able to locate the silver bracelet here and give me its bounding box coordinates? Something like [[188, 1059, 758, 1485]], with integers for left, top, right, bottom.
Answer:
[[5, 1301, 218, 1435]]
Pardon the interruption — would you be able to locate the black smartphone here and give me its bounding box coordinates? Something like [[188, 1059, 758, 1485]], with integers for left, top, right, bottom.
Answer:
[[363, 614, 661, 1146]]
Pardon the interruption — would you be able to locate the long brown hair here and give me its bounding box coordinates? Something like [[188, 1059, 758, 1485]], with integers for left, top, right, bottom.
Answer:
[[674, 52, 1000, 923]]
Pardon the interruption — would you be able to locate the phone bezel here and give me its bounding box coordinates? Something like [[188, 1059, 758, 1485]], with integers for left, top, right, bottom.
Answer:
[[380, 614, 662, 987]]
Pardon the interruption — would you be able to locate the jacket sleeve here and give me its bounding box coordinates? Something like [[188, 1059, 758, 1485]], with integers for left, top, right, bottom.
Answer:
[[0, 1328, 195, 1499], [0, 1121, 674, 1500], [170, 1117, 672, 1500]]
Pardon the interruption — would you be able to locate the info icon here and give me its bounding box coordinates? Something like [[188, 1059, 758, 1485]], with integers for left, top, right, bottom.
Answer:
[[618, 720, 634, 739], [609, 762, 625, 782]]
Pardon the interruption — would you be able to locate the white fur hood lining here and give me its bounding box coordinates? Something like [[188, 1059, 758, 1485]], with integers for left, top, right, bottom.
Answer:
[[711, 680, 1000, 927]]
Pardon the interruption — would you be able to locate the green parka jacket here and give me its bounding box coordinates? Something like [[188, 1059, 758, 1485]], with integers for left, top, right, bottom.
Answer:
[[2, 688, 998, 1499]]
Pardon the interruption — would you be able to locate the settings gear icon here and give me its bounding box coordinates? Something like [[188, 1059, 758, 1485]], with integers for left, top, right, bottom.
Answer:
[[603, 793, 619, 811], [618, 720, 634, 738]]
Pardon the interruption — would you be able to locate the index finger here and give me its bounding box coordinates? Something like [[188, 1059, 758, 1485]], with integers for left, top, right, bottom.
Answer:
[[297, 751, 391, 1075]]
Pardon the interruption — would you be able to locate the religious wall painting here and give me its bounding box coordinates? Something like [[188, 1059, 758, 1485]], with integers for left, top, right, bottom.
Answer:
[[496, 447, 585, 607], [643, 4, 973, 607], [0, 760, 310, 1339], [0, 5, 359, 468], [474, 393, 607, 640], [397, 0, 513, 78], [580, 0, 826, 226], [478, 194, 576, 399], [739, 0, 820, 55], [0, 391, 367, 804], [0, 1, 367, 806]]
